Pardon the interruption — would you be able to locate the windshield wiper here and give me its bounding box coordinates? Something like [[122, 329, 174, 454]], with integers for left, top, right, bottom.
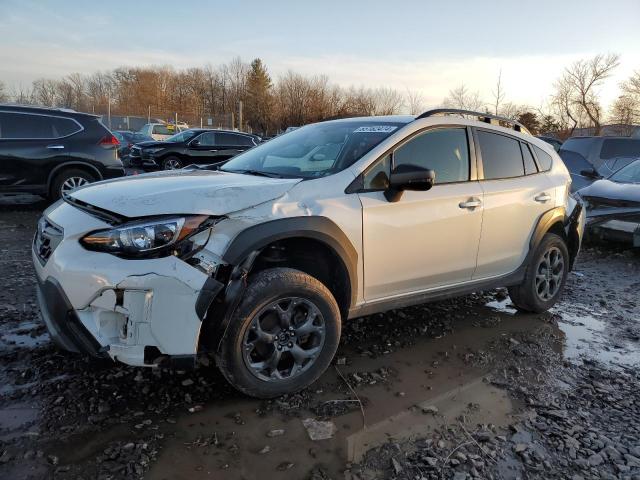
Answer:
[[223, 169, 287, 178]]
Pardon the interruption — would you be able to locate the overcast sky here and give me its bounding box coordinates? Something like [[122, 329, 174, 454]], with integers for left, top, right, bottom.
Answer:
[[2, 0, 639, 109]]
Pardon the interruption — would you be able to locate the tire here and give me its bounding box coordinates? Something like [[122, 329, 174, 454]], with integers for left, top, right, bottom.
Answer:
[[215, 268, 341, 398], [508, 233, 569, 313], [161, 156, 183, 170], [50, 168, 96, 200]]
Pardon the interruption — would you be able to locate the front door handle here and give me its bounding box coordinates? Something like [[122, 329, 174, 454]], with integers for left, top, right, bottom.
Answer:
[[47, 145, 65, 149], [459, 198, 482, 209], [209, 149, 218, 152], [535, 193, 552, 203]]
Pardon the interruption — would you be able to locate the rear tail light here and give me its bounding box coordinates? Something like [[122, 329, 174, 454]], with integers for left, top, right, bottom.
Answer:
[[98, 134, 120, 148]]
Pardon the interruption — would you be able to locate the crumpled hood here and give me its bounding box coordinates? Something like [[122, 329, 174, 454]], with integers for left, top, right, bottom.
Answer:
[[578, 179, 640, 203], [68, 169, 301, 217]]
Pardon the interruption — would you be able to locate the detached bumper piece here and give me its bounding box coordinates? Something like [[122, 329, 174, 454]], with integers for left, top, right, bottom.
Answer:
[[37, 278, 107, 358]]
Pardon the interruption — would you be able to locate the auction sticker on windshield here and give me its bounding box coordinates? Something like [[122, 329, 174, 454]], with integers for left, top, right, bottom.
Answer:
[[353, 126, 398, 133]]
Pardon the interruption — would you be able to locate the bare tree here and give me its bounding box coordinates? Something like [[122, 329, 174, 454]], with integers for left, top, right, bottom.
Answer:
[[492, 70, 505, 115], [557, 53, 620, 135], [0, 81, 7, 103], [405, 89, 425, 115], [443, 84, 485, 111]]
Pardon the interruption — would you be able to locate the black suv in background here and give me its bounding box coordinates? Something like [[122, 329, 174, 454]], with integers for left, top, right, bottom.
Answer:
[[129, 128, 261, 170], [0, 105, 124, 199]]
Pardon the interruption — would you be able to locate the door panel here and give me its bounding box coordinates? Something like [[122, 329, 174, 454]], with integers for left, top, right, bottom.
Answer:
[[0, 140, 69, 190], [359, 182, 484, 300], [474, 174, 555, 279]]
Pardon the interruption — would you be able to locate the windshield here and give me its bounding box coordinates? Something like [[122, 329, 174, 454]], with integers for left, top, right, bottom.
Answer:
[[610, 159, 640, 184], [221, 120, 404, 178], [165, 130, 199, 143]]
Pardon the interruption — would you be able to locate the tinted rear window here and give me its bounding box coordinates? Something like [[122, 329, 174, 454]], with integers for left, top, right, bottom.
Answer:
[[561, 138, 595, 158], [216, 133, 245, 146], [477, 130, 525, 180], [600, 139, 640, 160], [0, 112, 81, 139]]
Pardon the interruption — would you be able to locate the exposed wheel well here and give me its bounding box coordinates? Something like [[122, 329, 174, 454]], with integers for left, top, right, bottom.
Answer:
[[545, 220, 578, 269], [250, 237, 351, 320], [48, 163, 101, 196]]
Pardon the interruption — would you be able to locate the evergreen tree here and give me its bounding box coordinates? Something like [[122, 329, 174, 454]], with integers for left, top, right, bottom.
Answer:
[[246, 58, 273, 135]]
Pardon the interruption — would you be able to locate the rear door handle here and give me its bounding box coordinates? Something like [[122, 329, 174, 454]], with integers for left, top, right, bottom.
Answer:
[[459, 198, 482, 209], [47, 145, 65, 150], [209, 149, 218, 152], [535, 193, 552, 203]]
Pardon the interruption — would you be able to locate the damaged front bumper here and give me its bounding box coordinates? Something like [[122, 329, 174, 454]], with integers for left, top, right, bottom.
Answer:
[[33, 201, 225, 367]]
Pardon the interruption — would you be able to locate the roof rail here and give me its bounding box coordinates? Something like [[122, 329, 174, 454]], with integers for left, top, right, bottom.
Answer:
[[415, 108, 531, 135]]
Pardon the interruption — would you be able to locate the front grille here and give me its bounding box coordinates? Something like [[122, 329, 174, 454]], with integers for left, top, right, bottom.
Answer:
[[33, 217, 63, 265]]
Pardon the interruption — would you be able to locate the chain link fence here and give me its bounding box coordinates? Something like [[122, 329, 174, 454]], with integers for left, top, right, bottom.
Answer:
[[98, 112, 236, 133]]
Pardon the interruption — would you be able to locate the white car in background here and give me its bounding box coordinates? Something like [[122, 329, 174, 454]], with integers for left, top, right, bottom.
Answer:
[[139, 123, 187, 141], [34, 109, 584, 398]]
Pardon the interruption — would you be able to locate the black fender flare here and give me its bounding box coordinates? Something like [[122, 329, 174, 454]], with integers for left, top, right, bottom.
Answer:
[[222, 216, 358, 308], [529, 206, 566, 252]]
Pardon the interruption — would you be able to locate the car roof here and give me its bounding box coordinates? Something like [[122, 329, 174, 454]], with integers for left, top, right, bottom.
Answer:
[[0, 103, 99, 118]]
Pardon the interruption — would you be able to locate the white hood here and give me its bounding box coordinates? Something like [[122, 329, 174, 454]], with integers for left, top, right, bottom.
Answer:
[[69, 170, 301, 217]]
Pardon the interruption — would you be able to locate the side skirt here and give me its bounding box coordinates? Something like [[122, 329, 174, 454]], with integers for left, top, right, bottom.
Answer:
[[347, 266, 526, 319]]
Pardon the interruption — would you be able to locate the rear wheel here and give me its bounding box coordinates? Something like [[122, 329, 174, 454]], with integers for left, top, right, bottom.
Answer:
[[508, 233, 569, 313], [216, 268, 341, 398], [50, 168, 96, 200], [162, 156, 183, 170]]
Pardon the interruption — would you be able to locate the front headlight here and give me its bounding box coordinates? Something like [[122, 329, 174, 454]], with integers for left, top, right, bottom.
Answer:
[[81, 215, 210, 257]]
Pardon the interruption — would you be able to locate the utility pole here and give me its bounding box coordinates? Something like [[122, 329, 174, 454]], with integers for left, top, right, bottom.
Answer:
[[107, 93, 111, 129], [237, 100, 243, 132], [147, 105, 150, 124]]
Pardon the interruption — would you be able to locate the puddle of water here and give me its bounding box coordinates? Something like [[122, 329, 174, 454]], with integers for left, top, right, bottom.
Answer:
[[554, 307, 640, 367], [146, 310, 541, 480]]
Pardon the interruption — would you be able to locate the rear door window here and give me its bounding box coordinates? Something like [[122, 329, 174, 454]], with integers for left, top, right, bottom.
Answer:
[[521, 143, 538, 175], [216, 133, 242, 146], [476, 130, 525, 180], [600, 139, 640, 160]]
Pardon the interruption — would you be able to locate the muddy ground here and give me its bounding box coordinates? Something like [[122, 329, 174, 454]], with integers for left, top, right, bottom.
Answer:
[[1, 195, 639, 480]]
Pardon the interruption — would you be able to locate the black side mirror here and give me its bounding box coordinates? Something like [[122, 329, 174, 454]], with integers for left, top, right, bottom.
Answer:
[[189, 139, 200, 147], [580, 168, 601, 179], [385, 164, 435, 202]]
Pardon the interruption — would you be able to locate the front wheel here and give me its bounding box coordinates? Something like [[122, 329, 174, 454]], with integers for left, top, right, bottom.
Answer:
[[50, 168, 96, 200], [216, 268, 341, 398], [162, 156, 183, 170], [508, 233, 569, 313]]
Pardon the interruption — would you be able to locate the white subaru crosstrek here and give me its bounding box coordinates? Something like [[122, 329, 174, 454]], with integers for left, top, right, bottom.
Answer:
[[33, 109, 585, 398]]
